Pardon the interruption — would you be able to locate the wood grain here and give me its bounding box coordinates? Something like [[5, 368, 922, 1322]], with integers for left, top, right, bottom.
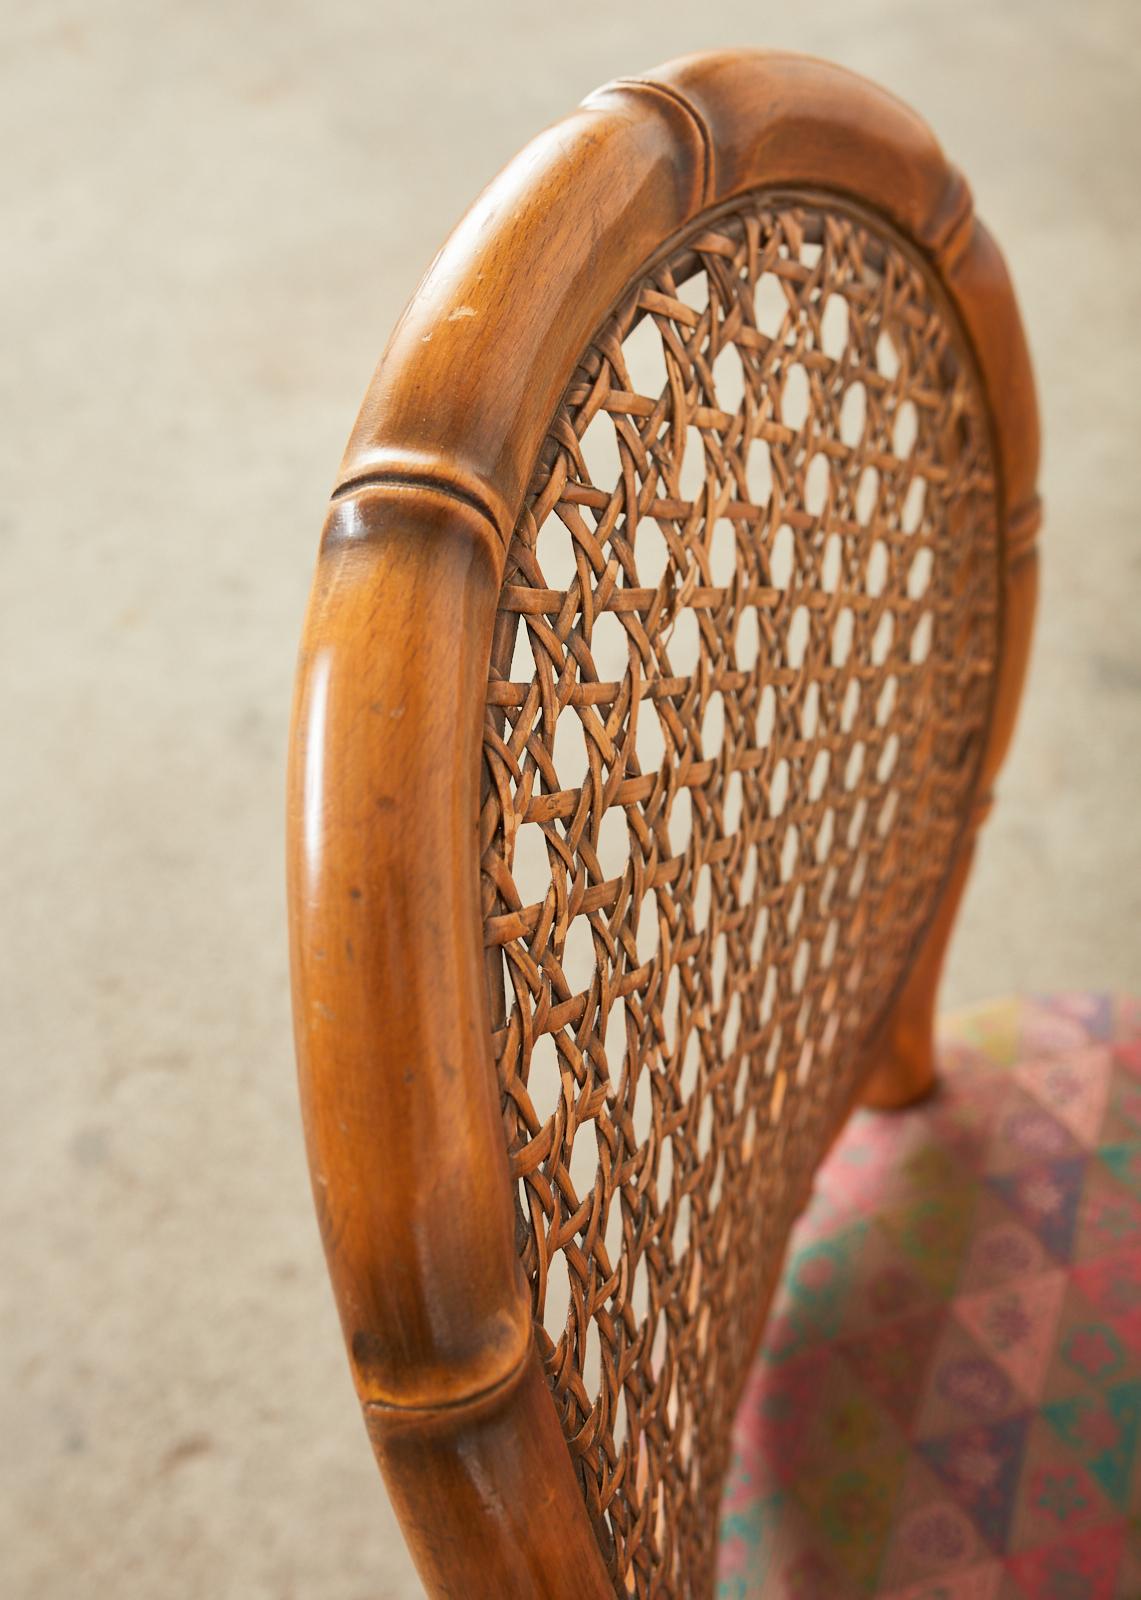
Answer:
[[287, 49, 1039, 1597]]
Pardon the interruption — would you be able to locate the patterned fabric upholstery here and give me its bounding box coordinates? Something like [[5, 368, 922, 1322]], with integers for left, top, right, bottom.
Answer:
[[717, 995, 1141, 1599]]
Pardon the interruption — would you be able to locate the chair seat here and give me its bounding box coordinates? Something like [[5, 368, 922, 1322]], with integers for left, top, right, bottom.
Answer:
[[717, 995, 1141, 1599]]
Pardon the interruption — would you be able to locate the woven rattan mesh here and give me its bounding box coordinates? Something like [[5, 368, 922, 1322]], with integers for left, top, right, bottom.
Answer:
[[479, 194, 999, 1596]]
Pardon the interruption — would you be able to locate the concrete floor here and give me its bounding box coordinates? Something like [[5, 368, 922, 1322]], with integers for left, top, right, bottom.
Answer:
[[2, 2, 1138, 1596]]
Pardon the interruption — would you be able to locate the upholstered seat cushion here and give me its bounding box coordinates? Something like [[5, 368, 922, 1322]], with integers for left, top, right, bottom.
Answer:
[[717, 995, 1141, 1599]]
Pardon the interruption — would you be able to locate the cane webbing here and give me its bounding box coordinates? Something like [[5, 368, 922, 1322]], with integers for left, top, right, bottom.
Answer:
[[479, 194, 1000, 1596]]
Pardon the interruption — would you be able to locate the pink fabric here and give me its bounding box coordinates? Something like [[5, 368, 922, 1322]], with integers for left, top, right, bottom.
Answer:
[[717, 995, 1141, 1599]]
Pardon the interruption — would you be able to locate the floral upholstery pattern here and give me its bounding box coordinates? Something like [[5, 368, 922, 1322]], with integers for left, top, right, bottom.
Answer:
[[717, 995, 1141, 1599]]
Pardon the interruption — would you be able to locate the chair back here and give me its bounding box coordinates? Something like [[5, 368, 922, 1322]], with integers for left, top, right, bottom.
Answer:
[[287, 50, 1039, 1599]]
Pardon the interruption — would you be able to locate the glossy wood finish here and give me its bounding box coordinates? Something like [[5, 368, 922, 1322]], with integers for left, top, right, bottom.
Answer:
[[287, 49, 1039, 1597]]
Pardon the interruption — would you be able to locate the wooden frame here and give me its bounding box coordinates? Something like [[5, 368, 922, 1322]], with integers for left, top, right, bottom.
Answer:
[[286, 50, 1039, 1597]]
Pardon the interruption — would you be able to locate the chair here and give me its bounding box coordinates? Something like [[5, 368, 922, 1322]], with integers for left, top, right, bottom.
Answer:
[[286, 50, 1047, 1596]]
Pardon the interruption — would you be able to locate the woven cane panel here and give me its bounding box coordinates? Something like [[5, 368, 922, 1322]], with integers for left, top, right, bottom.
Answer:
[[479, 195, 1000, 1596]]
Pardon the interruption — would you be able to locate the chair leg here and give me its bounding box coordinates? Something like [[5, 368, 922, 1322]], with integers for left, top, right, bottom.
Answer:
[[859, 821, 980, 1111]]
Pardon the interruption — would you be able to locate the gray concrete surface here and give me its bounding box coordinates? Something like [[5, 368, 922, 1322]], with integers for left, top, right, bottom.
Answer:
[[2, 2, 1138, 1596]]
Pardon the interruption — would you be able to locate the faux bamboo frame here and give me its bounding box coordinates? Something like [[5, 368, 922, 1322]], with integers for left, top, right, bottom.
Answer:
[[286, 50, 1039, 1597]]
